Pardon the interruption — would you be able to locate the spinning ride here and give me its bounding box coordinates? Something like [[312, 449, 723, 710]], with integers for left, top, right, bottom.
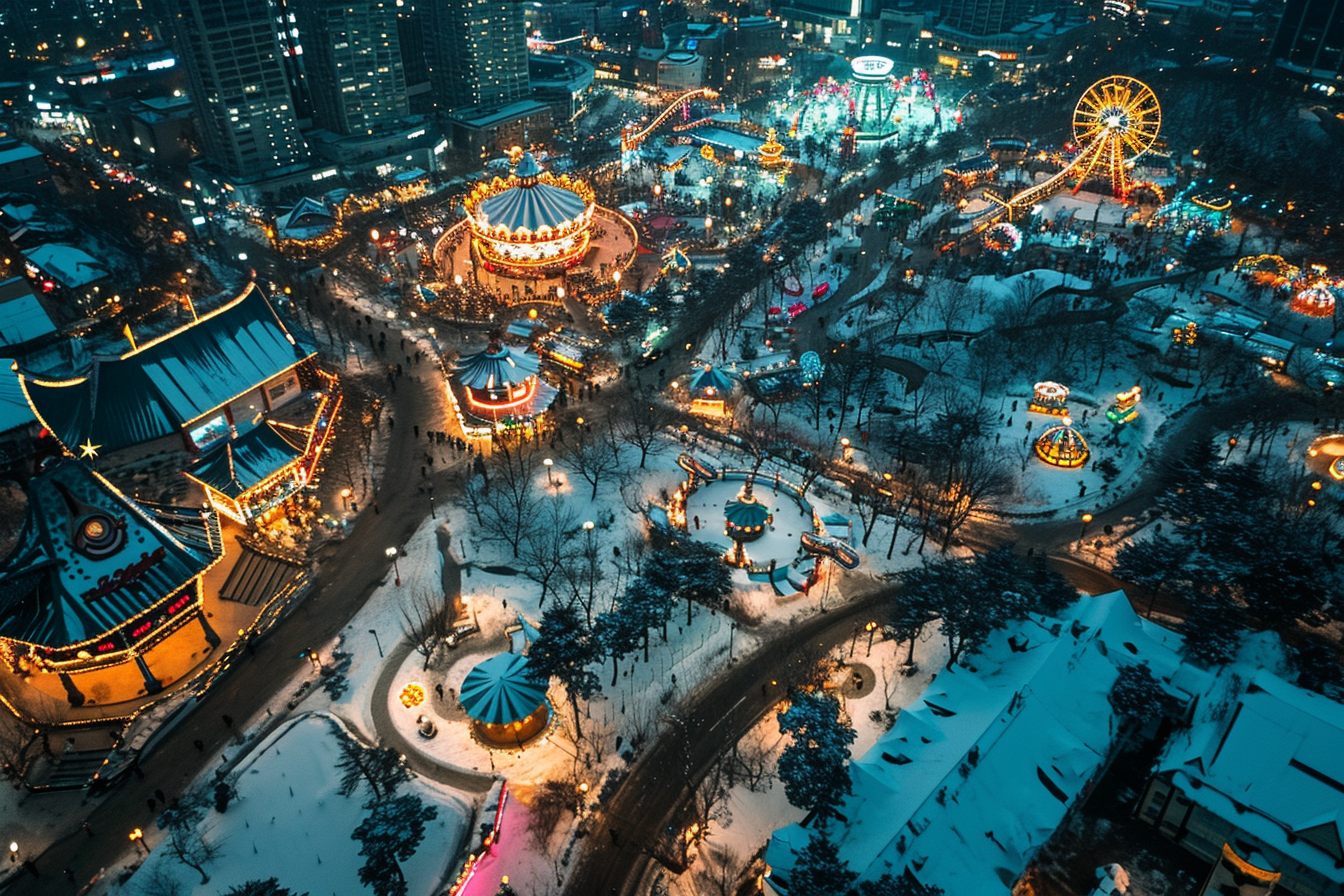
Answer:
[[994, 76, 1161, 220], [463, 153, 596, 277]]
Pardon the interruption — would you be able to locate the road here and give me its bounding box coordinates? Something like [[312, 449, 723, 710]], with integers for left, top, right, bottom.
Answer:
[[563, 580, 897, 896], [7, 295, 456, 895]]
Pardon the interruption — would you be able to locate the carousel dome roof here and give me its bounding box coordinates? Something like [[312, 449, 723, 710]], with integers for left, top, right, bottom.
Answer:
[[1034, 419, 1091, 467], [459, 653, 549, 725], [453, 340, 540, 390], [689, 365, 733, 397], [725, 490, 771, 529], [474, 154, 589, 234]]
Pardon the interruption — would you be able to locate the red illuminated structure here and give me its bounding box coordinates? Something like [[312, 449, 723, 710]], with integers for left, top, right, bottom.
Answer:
[[0, 460, 224, 704], [448, 336, 557, 435]]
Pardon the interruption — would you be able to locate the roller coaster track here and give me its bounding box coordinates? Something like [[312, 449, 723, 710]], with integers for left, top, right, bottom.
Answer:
[[984, 136, 1112, 223], [621, 87, 720, 152]]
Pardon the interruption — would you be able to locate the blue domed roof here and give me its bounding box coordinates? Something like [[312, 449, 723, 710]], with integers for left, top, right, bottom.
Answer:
[[475, 156, 590, 234], [725, 491, 771, 528], [689, 365, 733, 397], [459, 653, 549, 725], [453, 341, 540, 390]]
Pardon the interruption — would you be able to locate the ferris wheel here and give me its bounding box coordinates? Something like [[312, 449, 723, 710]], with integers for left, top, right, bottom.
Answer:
[[1070, 76, 1162, 197]]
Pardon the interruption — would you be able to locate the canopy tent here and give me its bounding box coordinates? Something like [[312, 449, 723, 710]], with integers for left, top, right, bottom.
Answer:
[[459, 653, 549, 726], [689, 365, 733, 398]]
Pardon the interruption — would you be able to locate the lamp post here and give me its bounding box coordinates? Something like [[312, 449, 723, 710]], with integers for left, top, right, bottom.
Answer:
[[728, 620, 737, 664], [428, 483, 436, 520], [612, 269, 621, 294], [840, 437, 853, 461], [386, 546, 402, 586], [340, 487, 352, 511], [1077, 513, 1093, 551], [7, 842, 15, 863], [368, 628, 383, 657], [1223, 436, 1237, 464], [583, 521, 596, 611], [866, 620, 878, 656], [129, 829, 147, 855], [544, 457, 554, 486]]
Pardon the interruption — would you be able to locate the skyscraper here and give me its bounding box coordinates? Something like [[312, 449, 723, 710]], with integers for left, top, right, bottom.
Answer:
[[938, 0, 1036, 37], [157, 0, 309, 178], [294, 0, 410, 135], [1272, 0, 1344, 80], [426, 0, 530, 113]]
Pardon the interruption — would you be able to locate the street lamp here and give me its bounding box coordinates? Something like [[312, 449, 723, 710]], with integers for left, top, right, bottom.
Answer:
[[7, 842, 15, 863], [129, 829, 147, 855], [454, 274, 463, 288], [612, 269, 621, 290], [866, 620, 879, 656], [368, 628, 383, 657], [386, 546, 402, 586], [840, 437, 853, 461], [1078, 513, 1093, 550], [583, 521, 596, 610], [370, 228, 380, 242], [544, 457, 554, 486], [556, 286, 565, 301], [340, 487, 352, 511]]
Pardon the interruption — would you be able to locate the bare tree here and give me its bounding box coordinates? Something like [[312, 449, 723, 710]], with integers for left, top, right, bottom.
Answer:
[[528, 780, 579, 851], [564, 419, 623, 501], [935, 449, 1014, 552], [520, 497, 579, 607], [135, 862, 186, 896], [465, 441, 541, 557], [159, 796, 223, 885], [694, 843, 744, 896], [399, 588, 452, 670], [613, 385, 676, 468]]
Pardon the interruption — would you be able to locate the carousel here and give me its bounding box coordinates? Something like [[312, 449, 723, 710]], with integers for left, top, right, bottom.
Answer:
[[1034, 416, 1091, 468], [459, 653, 551, 748], [448, 335, 558, 434], [463, 153, 597, 277], [724, 479, 772, 567]]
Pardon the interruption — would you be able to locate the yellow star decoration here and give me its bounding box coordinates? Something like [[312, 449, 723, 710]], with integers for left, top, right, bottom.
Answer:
[[79, 440, 101, 458]]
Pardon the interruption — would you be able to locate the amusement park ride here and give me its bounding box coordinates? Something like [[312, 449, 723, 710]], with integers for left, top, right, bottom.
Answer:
[[986, 76, 1162, 221], [621, 87, 721, 153]]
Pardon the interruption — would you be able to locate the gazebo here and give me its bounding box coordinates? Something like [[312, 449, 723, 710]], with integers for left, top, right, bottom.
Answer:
[[449, 336, 557, 432], [724, 479, 772, 566], [688, 364, 733, 418], [1034, 416, 1091, 468], [459, 653, 550, 748]]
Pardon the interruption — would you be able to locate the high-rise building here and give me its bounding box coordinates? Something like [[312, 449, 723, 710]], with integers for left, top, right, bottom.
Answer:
[[426, 0, 530, 113], [294, 0, 409, 135], [937, 0, 1036, 37], [156, 0, 309, 178], [1272, 0, 1344, 80]]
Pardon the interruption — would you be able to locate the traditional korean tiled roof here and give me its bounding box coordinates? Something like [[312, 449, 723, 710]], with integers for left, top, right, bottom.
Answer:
[[0, 460, 221, 648], [184, 423, 304, 499], [20, 283, 317, 454]]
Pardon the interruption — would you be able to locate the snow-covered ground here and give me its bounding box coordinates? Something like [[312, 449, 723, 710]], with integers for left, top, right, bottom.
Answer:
[[117, 714, 470, 896]]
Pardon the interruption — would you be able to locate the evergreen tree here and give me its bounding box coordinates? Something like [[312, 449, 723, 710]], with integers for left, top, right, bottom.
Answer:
[[527, 601, 603, 740], [1108, 663, 1179, 721], [777, 691, 856, 817], [645, 542, 733, 625], [859, 872, 945, 896], [335, 737, 411, 803], [786, 829, 857, 896], [222, 880, 308, 896], [351, 794, 438, 896]]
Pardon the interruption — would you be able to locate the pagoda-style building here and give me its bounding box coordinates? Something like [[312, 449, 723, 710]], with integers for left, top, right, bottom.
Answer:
[[0, 460, 224, 705], [448, 336, 557, 436]]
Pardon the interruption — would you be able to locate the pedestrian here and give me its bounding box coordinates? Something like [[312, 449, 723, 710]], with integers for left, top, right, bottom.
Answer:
[[147, 798, 157, 812], [155, 789, 166, 803], [64, 868, 75, 883], [693, 515, 700, 530], [436, 684, 444, 699], [414, 425, 420, 438], [193, 739, 204, 752], [82, 823, 93, 837], [222, 714, 233, 729]]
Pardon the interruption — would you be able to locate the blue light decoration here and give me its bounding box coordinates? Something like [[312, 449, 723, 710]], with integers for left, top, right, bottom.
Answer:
[[800, 351, 824, 385]]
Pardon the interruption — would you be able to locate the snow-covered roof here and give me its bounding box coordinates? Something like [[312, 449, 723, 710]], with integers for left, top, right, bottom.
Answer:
[[24, 243, 110, 288], [184, 422, 304, 499], [765, 592, 1188, 896], [1155, 671, 1344, 884], [689, 365, 733, 397], [0, 359, 36, 434], [453, 341, 541, 391], [275, 197, 336, 240], [0, 278, 55, 347], [0, 460, 221, 648], [21, 283, 318, 454]]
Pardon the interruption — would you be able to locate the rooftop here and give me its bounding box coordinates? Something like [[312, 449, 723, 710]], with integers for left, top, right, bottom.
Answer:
[[0, 278, 55, 348], [24, 244, 109, 288], [21, 283, 318, 454], [0, 460, 222, 648]]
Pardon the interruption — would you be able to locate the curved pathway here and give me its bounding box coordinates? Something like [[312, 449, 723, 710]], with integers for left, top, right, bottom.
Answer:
[[365, 635, 495, 793]]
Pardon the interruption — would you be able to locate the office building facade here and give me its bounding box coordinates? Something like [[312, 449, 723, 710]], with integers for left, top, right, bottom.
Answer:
[[295, 0, 410, 135], [426, 0, 530, 112]]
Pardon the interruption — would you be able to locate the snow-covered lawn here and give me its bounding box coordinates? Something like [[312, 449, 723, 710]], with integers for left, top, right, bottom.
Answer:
[[119, 713, 470, 896]]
